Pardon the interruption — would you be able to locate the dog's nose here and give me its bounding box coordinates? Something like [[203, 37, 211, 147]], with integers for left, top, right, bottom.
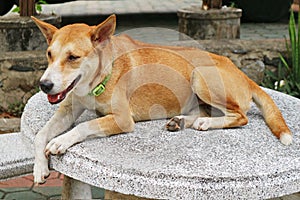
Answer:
[[40, 80, 54, 94]]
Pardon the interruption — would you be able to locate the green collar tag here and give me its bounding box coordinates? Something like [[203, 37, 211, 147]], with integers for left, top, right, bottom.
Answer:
[[91, 83, 106, 96], [89, 73, 111, 96]]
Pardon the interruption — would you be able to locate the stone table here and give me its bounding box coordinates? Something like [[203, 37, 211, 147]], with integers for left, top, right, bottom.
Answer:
[[21, 89, 300, 199]]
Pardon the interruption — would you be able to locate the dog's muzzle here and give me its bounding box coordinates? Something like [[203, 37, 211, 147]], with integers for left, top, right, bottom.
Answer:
[[39, 75, 81, 104]]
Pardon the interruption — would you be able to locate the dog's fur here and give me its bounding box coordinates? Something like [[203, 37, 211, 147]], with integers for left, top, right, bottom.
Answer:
[[31, 15, 292, 184]]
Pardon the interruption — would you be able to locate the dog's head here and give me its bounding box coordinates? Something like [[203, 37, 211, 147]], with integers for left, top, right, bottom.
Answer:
[[32, 15, 116, 104]]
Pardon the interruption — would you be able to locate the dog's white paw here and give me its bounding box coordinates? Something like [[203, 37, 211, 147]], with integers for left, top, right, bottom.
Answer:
[[45, 137, 71, 156], [33, 159, 50, 185], [192, 117, 211, 131], [280, 133, 292, 146]]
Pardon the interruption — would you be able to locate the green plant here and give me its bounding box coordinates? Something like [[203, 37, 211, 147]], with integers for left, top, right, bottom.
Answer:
[[262, 10, 300, 98], [7, 101, 25, 117], [229, 2, 236, 8], [12, 0, 47, 13], [36, 0, 47, 12]]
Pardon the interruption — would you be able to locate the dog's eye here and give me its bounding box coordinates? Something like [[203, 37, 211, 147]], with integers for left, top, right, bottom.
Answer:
[[68, 55, 80, 61]]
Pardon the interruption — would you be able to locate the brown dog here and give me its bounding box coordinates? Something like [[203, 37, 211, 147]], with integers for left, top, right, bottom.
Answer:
[[31, 15, 292, 184]]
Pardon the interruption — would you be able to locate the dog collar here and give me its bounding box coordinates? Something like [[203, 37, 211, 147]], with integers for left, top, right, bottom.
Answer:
[[89, 73, 111, 96]]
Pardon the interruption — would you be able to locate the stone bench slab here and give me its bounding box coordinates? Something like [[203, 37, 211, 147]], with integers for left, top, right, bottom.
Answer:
[[21, 89, 300, 199], [0, 132, 34, 181]]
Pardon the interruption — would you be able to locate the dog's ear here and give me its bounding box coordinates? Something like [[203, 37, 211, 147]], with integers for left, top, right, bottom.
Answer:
[[31, 16, 58, 44], [91, 14, 116, 46]]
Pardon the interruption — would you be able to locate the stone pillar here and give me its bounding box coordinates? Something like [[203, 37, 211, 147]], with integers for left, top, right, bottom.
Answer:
[[62, 176, 92, 199], [178, 6, 242, 40]]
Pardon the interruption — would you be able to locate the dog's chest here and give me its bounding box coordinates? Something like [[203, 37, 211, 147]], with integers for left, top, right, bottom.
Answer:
[[78, 95, 112, 115]]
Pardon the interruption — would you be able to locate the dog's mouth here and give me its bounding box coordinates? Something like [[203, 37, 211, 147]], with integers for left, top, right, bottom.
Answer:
[[47, 75, 81, 104]]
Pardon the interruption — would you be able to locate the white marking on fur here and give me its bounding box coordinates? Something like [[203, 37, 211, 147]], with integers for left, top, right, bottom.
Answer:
[[40, 60, 63, 93], [75, 55, 101, 96], [45, 121, 107, 155], [280, 133, 292, 145], [192, 117, 211, 130], [174, 115, 185, 119]]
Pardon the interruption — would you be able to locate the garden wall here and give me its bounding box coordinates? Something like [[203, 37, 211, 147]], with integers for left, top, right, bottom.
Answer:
[[0, 51, 46, 115], [175, 39, 286, 83]]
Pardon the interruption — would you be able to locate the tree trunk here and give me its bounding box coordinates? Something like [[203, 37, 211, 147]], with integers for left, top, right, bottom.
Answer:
[[202, 0, 223, 10], [20, 0, 36, 16]]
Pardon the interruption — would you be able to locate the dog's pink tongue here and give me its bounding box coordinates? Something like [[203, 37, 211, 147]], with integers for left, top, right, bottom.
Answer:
[[47, 93, 65, 104]]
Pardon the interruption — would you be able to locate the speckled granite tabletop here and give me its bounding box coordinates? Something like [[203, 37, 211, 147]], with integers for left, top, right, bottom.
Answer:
[[22, 88, 300, 199]]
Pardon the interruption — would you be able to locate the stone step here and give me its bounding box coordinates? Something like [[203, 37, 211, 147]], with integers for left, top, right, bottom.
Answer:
[[0, 118, 20, 134]]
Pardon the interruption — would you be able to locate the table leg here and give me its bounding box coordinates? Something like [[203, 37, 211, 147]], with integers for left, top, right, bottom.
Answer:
[[62, 175, 92, 199]]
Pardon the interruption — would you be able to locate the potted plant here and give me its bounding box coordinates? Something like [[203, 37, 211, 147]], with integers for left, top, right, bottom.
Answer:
[[223, 0, 293, 22]]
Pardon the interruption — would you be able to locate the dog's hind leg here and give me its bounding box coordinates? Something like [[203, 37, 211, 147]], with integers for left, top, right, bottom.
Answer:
[[165, 106, 208, 131], [166, 101, 248, 131], [191, 108, 248, 130], [166, 65, 250, 132], [165, 103, 226, 131], [191, 65, 250, 131]]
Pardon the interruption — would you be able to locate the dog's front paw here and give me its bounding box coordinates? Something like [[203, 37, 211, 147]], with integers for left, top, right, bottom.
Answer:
[[166, 116, 185, 131], [45, 136, 71, 156], [33, 159, 50, 185]]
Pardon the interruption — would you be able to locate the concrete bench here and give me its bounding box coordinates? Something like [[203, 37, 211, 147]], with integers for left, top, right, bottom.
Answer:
[[0, 132, 34, 181], [21, 88, 300, 199]]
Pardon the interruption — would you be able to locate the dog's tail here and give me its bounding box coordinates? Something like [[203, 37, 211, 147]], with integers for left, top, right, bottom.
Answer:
[[250, 79, 292, 145]]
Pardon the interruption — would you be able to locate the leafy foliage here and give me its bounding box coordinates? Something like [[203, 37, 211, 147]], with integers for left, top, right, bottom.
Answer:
[[7, 101, 25, 117], [12, 0, 48, 13], [262, 10, 300, 98], [36, 0, 48, 12]]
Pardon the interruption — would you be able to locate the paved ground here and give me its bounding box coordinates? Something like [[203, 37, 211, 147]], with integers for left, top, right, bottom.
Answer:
[[42, 0, 201, 16], [0, 0, 295, 199], [40, 0, 289, 41], [0, 172, 104, 199]]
